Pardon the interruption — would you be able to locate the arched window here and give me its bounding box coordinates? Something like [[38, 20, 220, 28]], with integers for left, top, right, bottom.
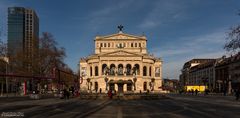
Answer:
[[143, 66, 147, 76], [95, 66, 98, 76], [108, 43, 110, 47], [102, 64, 107, 75], [126, 64, 131, 75], [127, 80, 133, 91], [119, 43, 122, 48], [110, 64, 115, 75], [104, 43, 106, 47], [143, 82, 147, 91], [90, 67, 92, 76], [118, 64, 123, 75], [149, 67, 152, 76], [135, 43, 137, 47], [155, 67, 160, 77]]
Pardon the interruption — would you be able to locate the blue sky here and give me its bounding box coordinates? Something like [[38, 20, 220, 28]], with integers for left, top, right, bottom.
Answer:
[[0, 0, 240, 79]]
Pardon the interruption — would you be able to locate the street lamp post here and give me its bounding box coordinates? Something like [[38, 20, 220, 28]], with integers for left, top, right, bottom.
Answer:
[[132, 66, 137, 91], [6, 60, 8, 97], [228, 75, 232, 95], [133, 75, 137, 91], [103, 67, 109, 91], [104, 77, 108, 91], [87, 78, 90, 90]]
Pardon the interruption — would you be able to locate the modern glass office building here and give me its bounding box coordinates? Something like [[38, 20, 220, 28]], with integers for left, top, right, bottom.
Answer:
[[7, 7, 39, 59]]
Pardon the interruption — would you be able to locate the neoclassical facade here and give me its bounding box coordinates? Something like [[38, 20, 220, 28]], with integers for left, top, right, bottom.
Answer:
[[79, 29, 162, 93]]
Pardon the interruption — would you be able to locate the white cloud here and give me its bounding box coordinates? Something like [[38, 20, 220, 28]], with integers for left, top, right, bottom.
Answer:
[[139, 20, 161, 29], [90, 1, 133, 17], [83, 1, 135, 31], [138, 1, 187, 29]]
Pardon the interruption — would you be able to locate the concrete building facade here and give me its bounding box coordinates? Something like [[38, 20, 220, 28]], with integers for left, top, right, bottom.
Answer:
[[79, 29, 162, 93]]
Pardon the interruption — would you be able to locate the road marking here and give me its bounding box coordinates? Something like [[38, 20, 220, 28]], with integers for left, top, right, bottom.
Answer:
[[77, 100, 111, 118], [117, 106, 122, 118]]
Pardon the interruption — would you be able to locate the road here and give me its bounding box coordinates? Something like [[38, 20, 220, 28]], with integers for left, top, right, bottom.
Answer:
[[0, 94, 240, 118]]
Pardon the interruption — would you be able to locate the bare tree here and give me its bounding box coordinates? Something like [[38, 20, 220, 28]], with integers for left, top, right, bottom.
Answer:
[[0, 40, 7, 57], [0, 40, 7, 73], [8, 32, 68, 77], [224, 12, 240, 53], [36, 32, 66, 77]]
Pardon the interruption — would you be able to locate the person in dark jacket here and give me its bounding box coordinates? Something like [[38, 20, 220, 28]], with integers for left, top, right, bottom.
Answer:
[[235, 89, 240, 101]]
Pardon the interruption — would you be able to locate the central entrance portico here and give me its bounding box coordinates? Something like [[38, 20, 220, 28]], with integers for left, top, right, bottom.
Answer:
[[108, 80, 133, 93]]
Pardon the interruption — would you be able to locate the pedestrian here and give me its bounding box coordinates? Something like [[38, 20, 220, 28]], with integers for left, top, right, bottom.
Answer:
[[108, 90, 112, 99], [66, 90, 70, 99], [204, 89, 209, 96], [191, 89, 194, 95], [195, 89, 198, 96], [223, 89, 227, 96], [99, 88, 102, 94], [63, 89, 67, 100], [235, 89, 240, 101]]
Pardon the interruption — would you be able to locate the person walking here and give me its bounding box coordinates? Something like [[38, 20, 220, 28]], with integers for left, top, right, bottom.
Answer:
[[63, 89, 67, 100], [191, 89, 194, 95], [108, 90, 112, 99], [235, 89, 240, 101], [195, 89, 198, 96]]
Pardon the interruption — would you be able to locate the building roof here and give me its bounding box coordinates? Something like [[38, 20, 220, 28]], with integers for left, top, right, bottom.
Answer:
[[95, 32, 146, 41], [183, 59, 216, 69]]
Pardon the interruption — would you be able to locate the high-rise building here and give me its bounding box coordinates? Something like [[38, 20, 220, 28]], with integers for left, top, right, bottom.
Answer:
[[7, 7, 39, 62]]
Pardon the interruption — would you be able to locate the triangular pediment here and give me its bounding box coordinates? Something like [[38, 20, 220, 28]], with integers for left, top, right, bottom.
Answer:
[[100, 50, 142, 57], [96, 32, 146, 40]]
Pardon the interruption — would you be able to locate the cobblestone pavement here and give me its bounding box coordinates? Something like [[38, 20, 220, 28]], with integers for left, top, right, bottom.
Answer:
[[0, 94, 240, 118]]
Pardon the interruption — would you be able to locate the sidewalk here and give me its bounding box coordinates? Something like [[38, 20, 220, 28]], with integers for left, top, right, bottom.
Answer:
[[0, 93, 57, 103], [0, 93, 27, 98], [166, 93, 240, 106]]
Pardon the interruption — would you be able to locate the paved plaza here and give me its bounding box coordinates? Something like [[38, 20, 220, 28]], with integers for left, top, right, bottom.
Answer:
[[0, 94, 240, 118]]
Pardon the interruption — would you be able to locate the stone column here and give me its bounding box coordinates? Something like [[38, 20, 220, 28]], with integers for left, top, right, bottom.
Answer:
[[114, 83, 117, 91], [123, 65, 126, 76], [99, 61, 102, 76], [140, 63, 143, 76], [93, 65, 95, 77], [146, 65, 149, 77], [124, 84, 127, 92], [228, 81, 232, 94]]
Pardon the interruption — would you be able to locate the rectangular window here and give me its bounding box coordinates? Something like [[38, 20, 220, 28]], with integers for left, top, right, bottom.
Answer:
[[135, 43, 137, 47], [155, 67, 160, 77], [139, 43, 141, 47], [131, 43, 133, 47], [100, 43, 102, 47]]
